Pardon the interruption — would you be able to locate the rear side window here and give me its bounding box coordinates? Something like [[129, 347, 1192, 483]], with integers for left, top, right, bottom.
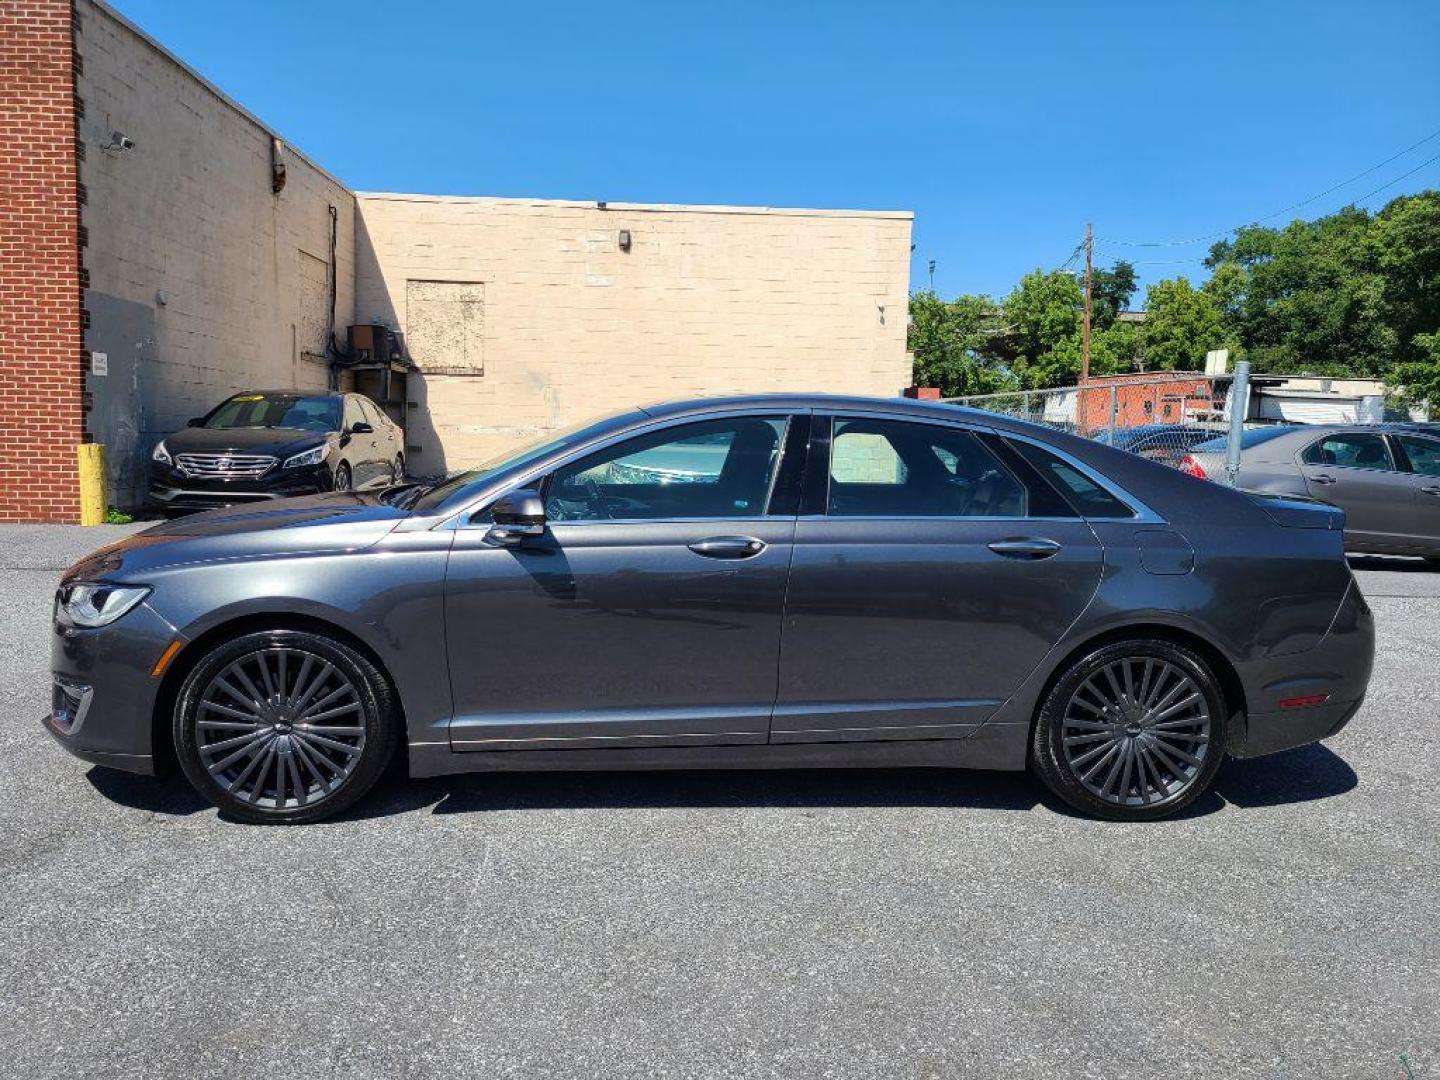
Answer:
[[1005, 439, 1135, 519], [1301, 433, 1393, 470], [826, 418, 1026, 518]]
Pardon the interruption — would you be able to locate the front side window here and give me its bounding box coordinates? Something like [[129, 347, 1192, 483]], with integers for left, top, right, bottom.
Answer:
[[1301, 433, 1393, 470], [343, 397, 366, 430], [1398, 435, 1440, 477], [826, 418, 1025, 517], [547, 417, 787, 522], [204, 393, 340, 432]]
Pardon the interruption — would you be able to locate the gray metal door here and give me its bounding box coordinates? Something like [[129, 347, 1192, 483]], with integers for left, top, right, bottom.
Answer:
[[1299, 431, 1414, 549], [773, 415, 1105, 743], [444, 413, 798, 750], [1392, 433, 1440, 554]]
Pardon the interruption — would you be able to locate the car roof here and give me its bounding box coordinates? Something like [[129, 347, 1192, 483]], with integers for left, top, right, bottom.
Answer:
[[234, 389, 343, 398], [639, 393, 1041, 431]]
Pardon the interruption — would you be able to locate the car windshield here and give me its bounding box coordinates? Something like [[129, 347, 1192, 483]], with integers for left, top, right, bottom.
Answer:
[[405, 409, 643, 513], [1191, 426, 1299, 453], [204, 393, 341, 432]]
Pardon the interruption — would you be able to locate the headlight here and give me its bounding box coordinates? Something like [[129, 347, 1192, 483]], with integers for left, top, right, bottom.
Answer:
[[57, 582, 151, 628], [283, 445, 327, 469], [152, 440, 172, 466]]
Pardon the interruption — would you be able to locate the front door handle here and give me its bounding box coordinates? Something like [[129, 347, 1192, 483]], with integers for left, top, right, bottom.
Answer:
[[688, 535, 766, 560], [1311, 474, 1337, 485], [1422, 485, 1440, 497], [987, 537, 1062, 560]]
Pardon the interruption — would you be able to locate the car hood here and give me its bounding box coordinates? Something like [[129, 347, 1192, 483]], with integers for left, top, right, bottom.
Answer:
[[161, 426, 333, 457], [63, 493, 412, 582]]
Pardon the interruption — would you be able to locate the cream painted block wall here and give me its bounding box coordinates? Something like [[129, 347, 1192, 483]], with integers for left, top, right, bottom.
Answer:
[[354, 194, 913, 474], [77, 0, 355, 444]]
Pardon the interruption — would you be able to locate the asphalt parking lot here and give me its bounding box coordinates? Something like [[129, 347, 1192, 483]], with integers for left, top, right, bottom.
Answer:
[[1, 525, 1436, 1079]]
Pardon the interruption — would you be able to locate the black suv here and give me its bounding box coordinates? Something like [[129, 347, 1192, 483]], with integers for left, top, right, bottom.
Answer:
[[149, 390, 404, 514]]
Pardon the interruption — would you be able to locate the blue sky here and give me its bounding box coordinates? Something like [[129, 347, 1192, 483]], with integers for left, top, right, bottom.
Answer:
[[111, 0, 1440, 302]]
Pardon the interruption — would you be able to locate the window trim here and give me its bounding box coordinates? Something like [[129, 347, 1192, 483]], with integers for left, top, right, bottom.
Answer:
[[453, 409, 804, 530]]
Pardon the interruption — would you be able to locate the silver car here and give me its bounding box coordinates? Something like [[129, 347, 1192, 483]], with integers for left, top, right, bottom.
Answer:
[[45, 395, 1375, 825], [1183, 423, 1440, 560]]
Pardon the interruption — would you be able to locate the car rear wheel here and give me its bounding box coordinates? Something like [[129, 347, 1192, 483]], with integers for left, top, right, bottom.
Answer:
[[1030, 640, 1226, 821], [173, 629, 397, 825]]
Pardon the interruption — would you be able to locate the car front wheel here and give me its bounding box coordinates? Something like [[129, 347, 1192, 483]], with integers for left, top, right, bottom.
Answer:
[[1030, 639, 1227, 821], [173, 629, 397, 825]]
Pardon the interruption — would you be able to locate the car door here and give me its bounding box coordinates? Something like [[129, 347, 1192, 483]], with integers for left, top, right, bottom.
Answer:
[[338, 396, 371, 486], [1298, 430, 1415, 550], [443, 412, 804, 750], [1390, 433, 1440, 554], [773, 413, 1105, 743], [359, 397, 397, 481]]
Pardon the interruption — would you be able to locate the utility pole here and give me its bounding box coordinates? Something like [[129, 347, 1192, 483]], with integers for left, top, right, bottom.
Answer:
[[1081, 222, 1093, 385], [928, 259, 936, 291]]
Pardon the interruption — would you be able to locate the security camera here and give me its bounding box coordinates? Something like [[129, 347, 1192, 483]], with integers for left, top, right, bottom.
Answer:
[[102, 131, 135, 153]]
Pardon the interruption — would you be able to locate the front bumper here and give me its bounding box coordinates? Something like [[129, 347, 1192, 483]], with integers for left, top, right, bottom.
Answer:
[[44, 600, 182, 776], [1231, 577, 1375, 758], [148, 462, 329, 511]]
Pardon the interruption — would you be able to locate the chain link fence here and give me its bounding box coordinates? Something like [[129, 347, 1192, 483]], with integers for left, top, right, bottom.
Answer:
[[944, 372, 1251, 477]]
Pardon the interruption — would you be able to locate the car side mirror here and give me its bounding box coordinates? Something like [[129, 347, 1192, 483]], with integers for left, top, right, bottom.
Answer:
[[484, 488, 546, 546], [186, 417, 205, 428], [350, 421, 374, 434]]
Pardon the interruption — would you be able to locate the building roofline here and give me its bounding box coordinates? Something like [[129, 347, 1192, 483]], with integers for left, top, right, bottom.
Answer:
[[353, 191, 914, 220], [86, 0, 352, 193]]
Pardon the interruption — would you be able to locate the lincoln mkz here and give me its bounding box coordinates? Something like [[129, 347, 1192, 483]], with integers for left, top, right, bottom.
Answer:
[[46, 395, 1374, 824]]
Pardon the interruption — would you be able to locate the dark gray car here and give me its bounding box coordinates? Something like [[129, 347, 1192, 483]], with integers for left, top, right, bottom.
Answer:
[[45, 395, 1374, 824], [1184, 423, 1440, 559]]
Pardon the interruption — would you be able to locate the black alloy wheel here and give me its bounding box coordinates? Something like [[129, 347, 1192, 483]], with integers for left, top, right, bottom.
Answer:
[[1031, 640, 1227, 821], [173, 629, 396, 825]]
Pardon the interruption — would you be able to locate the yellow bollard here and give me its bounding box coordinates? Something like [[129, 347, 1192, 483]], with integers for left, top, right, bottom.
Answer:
[[77, 443, 107, 526]]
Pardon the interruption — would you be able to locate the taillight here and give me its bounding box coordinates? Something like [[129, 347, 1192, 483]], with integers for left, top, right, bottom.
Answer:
[[1178, 454, 1207, 479]]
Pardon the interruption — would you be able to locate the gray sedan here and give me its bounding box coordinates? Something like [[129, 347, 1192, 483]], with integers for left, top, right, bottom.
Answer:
[[1183, 423, 1440, 559], [45, 395, 1374, 824]]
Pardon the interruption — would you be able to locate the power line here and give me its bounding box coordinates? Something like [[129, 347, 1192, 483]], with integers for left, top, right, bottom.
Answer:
[[1100, 124, 1440, 248], [1096, 149, 1440, 268]]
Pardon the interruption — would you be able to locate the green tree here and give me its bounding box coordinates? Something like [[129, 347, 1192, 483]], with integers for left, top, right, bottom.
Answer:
[[1203, 193, 1440, 376], [907, 291, 1017, 397], [1141, 277, 1229, 371], [1090, 260, 1138, 329]]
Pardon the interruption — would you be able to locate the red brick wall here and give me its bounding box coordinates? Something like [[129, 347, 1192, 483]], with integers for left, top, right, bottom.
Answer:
[[0, 0, 84, 522]]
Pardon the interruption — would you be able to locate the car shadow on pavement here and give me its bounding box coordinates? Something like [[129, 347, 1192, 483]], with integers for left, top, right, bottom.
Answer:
[[1348, 554, 1434, 572], [83, 741, 1358, 823]]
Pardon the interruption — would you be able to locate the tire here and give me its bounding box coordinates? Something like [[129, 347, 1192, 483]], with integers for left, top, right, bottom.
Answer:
[[1030, 639, 1227, 821], [333, 462, 352, 492], [173, 629, 398, 825]]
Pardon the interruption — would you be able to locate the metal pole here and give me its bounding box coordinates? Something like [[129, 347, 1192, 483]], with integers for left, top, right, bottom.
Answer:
[[1107, 384, 1118, 443], [1224, 361, 1251, 488], [1081, 223, 1093, 385]]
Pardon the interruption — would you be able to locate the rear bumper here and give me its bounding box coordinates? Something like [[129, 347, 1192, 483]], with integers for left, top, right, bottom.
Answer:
[[1232, 577, 1375, 758]]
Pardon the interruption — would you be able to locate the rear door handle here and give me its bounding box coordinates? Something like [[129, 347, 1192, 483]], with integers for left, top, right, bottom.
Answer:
[[688, 535, 766, 560], [1422, 486, 1440, 497], [1311, 474, 1337, 485], [987, 537, 1062, 560]]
